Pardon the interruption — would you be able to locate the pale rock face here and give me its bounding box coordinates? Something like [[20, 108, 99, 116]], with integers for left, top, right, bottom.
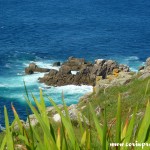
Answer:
[[146, 57, 150, 67], [26, 114, 39, 127], [53, 114, 61, 122], [95, 59, 106, 65], [138, 57, 150, 79], [94, 71, 133, 95]]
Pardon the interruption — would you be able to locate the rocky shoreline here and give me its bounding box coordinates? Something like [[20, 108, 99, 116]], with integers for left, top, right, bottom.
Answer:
[[21, 57, 150, 128], [25, 56, 130, 86]]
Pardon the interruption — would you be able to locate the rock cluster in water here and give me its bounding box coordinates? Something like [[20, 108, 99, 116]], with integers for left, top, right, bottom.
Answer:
[[25, 56, 130, 86], [25, 63, 50, 74]]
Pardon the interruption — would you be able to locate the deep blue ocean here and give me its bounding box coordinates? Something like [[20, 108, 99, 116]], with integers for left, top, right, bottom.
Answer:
[[0, 0, 150, 128]]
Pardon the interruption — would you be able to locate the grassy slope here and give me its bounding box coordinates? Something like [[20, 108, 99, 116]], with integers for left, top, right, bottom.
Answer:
[[78, 76, 150, 122], [0, 75, 150, 148]]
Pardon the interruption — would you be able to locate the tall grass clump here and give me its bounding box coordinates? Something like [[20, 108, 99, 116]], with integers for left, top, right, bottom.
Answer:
[[1, 89, 150, 150]]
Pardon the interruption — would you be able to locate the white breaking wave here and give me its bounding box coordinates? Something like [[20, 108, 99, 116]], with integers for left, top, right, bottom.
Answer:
[[40, 84, 93, 94], [23, 73, 45, 85], [0, 84, 8, 87], [112, 55, 144, 72], [0, 124, 5, 131], [126, 56, 139, 61], [23, 60, 61, 71]]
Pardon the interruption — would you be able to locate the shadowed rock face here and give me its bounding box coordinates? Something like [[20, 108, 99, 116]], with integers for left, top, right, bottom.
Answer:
[[53, 62, 61, 66], [25, 57, 130, 86], [39, 68, 95, 86], [25, 63, 50, 74]]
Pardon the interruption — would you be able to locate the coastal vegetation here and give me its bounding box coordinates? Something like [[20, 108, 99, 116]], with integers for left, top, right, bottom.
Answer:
[[0, 74, 150, 149]]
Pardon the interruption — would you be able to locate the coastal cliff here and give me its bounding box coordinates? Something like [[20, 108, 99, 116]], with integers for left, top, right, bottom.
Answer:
[[22, 57, 150, 127]]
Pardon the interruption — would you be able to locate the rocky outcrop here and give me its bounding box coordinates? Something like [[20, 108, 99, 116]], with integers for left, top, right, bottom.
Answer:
[[52, 104, 89, 125], [25, 57, 130, 86], [38, 57, 128, 86], [94, 71, 134, 95], [62, 56, 88, 71], [90, 59, 119, 79], [39, 68, 95, 86], [25, 63, 50, 74], [139, 57, 150, 79]]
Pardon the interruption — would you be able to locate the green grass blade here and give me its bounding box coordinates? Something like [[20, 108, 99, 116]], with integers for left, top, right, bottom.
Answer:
[[144, 80, 150, 98], [80, 130, 86, 146], [49, 97, 80, 150], [25, 97, 58, 150], [86, 129, 91, 150], [4, 106, 14, 150], [77, 112, 84, 135], [102, 108, 107, 150], [137, 101, 150, 143], [121, 109, 136, 150], [11, 104, 24, 134], [89, 103, 103, 145], [32, 127, 46, 150], [0, 135, 7, 150], [116, 94, 121, 146]]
